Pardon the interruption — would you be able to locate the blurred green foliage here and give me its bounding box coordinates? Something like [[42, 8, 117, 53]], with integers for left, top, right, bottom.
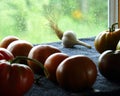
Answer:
[[0, 0, 107, 43]]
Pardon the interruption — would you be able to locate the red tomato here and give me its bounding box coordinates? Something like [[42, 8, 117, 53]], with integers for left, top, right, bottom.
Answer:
[[27, 45, 61, 74], [98, 50, 120, 82], [0, 60, 34, 96], [7, 40, 33, 64], [0, 48, 14, 61], [56, 55, 97, 91], [0, 35, 19, 48], [94, 23, 120, 53], [44, 53, 69, 82]]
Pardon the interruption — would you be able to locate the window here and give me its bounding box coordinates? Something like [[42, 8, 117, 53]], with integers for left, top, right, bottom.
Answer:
[[0, 0, 116, 43]]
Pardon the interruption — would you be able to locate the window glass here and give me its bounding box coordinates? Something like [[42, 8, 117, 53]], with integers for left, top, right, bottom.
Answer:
[[0, 0, 108, 43]]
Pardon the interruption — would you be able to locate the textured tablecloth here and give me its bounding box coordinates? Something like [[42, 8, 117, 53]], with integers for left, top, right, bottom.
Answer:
[[25, 37, 120, 96]]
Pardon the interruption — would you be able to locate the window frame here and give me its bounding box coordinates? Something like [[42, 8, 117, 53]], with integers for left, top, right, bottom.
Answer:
[[108, 0, 118, 27], [108, 0, 119, 28], [118, 0, 120, 28]]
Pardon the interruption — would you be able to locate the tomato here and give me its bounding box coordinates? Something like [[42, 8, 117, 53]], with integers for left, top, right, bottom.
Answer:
[[0, 60, 34, 96], [0, 48, 14, 61], [56, 55, 97, 91], [98, 50, 120, 82], [7, 40, 33, 57], [94, 23, 120, 54], [27, 45, 61, 74], [0, 35, 19, 48], [7, 40, 33, 64], [44, 53, 69, 82]]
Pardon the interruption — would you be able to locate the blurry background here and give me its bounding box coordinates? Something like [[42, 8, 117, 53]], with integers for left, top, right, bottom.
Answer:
[[0, 0, 107, 43]]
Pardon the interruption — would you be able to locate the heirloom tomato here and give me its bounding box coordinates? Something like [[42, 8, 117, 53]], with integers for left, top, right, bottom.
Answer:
[[0, 48, 14, 61], [0, 60, 34, 96], [98, 50, 120, 82], [27, 45, 61, 74], [0, 35, 19, 48], [56, 55, 97, 91], [7, 40, 33, 64], [94, 23, 120, 54], [44, 53, 69, 82], [7, 40, 33, 57]]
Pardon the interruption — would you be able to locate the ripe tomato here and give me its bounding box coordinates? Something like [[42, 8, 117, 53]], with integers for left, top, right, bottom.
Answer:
[[0, 48, 14, 61], [0, 60, 34, 96], [94, 23, 120, 53], [44, 53, 69, 82], [0, 35, 19, 48], [56, 55, 97, 91], [98, 50, 120, 82], [7, 40, 33, 64], [27, 45, 61, 74], [7, 40, 33, 57]]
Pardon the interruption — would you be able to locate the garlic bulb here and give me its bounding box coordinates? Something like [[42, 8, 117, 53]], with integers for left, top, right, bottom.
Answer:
[[62, 31, 92, 48]]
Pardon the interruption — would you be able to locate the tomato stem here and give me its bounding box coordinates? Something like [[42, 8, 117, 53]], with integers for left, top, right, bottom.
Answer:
[[11, 56, 49, 78], [109, 23, 118, 32]]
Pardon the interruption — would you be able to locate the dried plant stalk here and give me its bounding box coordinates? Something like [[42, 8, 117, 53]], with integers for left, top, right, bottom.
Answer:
[[48, 19, 63, 40]]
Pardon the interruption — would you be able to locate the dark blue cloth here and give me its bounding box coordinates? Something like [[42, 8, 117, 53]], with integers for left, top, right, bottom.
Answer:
[[25, 37, 120, 96]]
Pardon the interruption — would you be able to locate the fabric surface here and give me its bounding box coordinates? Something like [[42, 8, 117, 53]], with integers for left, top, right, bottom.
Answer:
[[25, 37, 120, 96]]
